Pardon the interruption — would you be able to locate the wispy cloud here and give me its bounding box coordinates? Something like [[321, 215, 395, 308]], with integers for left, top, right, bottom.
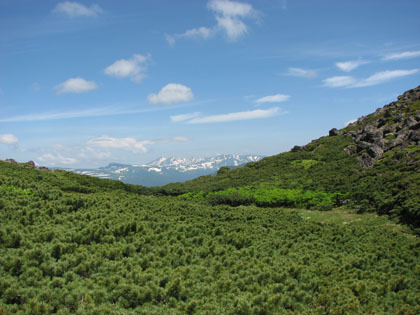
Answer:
[[166, 27, 213, 47], [323, 69, 419, 88], [186, 107, 281, 124], [55, 77, 98, 94], [166, 0, 258, 45], [323, 76, 356, 88], [287, 67, 317, 78], [353, 69, 419, 87], [0, 134, 19, 144], [0, 107, 120, 123], [256, 94, 290, 104], [335, 60, 369, 72], [148, 83, 194, 105], [104, 54, 150, 83], [170, 112, 201, 122], [0, 100, 204, 123], [383, 50, 420, 61], [52, 1, 103, 18], [37, 153, 78, 165], [87, 135, 154, 153]]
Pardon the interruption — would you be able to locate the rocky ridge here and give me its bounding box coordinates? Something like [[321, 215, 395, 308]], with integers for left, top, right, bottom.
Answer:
[[291, 86, 420, 168], [339, 85, 420, 168]]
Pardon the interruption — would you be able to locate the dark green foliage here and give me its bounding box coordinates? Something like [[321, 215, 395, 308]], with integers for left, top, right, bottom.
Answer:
[[1, 161, 420, 313]]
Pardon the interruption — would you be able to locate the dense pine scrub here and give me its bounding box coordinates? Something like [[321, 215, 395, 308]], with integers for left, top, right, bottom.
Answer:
[[1, 161, 420, 313]]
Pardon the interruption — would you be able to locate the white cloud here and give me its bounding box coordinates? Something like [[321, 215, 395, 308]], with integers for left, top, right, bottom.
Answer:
[[323, 69, 419, 88], [55, 77, 98, 94], [215, 16, 247, 41], [170, 112, 201, 122], [0, 134, 19, 144], [353, 69, 419, 87], [104, 54, 150, 83], [210, 0, 257, 41], [256, 94, 290, 104], [187, 107, 280, 124], [37, 153, 77, 165], [52, 1, 103, 18], [208, 0, 254, 17], [167, 0, 257, 44], [148, 83, 194, 105], [182, 27, 213, 39], [166, 27, 213, 46], [335, 60, 368, 72], [287, 67, 316, 78], [87, 135, 154, 153], [323, 76, 356, 88], [383, 50, 420, 61]]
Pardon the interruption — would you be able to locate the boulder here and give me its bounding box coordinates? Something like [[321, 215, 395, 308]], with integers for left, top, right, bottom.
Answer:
[[290, 145, 304, 152], [329, 128, 340, 136], [409, 130, 420, 142]]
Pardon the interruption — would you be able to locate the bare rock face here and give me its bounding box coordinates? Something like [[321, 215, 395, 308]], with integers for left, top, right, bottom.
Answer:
[[340, 85, 420, 168]]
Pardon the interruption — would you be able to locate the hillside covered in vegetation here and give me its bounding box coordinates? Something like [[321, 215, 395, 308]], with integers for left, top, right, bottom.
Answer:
[[1, 86, 420, 314], [1, 160, 420, 314], [154, 86, 420, 230]]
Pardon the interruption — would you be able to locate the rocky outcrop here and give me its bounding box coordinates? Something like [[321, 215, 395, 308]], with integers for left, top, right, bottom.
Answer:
[[333, 85, 420, 168], [2, 159, 47, 169], [5, 159, 18, 164]]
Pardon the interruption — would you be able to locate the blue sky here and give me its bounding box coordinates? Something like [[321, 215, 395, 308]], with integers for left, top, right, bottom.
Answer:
[[1, 0, 419, 168]]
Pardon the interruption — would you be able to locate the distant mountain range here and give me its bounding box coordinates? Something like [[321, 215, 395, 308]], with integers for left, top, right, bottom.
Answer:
[[72, 154, 263, 186]]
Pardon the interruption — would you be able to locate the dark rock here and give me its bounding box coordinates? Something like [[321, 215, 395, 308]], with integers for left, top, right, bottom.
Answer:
[[361, 130, 383, 144], [409, 130, 420, 142], [39, 166, 49, 170], [5, 159, 18, 164], [404, 117, 417, 128], [384, 110, 393, 118], [395, 113, 404, 122], [383, 125, 394, 135], [356, 141, 372, 152], [367, 145, 384, 159], [290, 145, 304, 152], [329, 128, 340, 136], [377, 118, 386, 128], [409, 122, 420, 130]]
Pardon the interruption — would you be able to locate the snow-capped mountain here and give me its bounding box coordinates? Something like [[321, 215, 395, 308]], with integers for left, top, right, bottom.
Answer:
[[73, 154, 263, 187]]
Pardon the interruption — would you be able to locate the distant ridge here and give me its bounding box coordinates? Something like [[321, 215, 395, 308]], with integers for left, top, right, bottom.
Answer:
[[72, 154, 263, 186]]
